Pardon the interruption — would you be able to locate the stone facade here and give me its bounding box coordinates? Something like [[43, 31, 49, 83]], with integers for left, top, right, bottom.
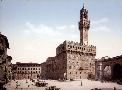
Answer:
[[41, 5, 96, 80], [12, 62, 41, 80], [95, 55, 122, 81], [40, 62, 47, 79], [0, 32, 12, 87]]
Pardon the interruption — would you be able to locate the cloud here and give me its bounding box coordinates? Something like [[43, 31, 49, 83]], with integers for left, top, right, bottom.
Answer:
[[56, 25, 67, 30], [92, 25, 110, 32], [24, 22, 79, 41], [25, 22, 61, 37], [55, 24, 76, 30], [25, 22, 35, 30], [91, 17, 108, 26], [91, 17, 111, 32]]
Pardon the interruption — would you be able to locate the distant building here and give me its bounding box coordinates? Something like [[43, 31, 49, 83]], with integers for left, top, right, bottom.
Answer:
[[0, 32, 12, 87], [95, 55, 122, 81], [12, 62, 41, 80], [41, 5, 96, 80]]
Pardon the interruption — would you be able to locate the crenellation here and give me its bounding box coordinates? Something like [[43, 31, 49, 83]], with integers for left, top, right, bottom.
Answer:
[[65, 42, 96, 55]]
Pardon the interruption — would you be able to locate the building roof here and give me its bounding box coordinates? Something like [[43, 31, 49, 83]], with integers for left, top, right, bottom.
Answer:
[[98, 55, 122, 62], [14, 62, 41, 67]]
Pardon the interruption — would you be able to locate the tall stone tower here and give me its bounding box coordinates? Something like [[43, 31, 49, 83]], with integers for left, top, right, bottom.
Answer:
[[79, 5, 90, 45]]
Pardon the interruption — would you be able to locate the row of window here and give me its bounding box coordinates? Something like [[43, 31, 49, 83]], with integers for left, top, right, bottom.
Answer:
[[17, 71, 40, 73], [69, 63, 93, 69], [67, 45, 94, 52], [18, 67, 41, 70], [69, 71, 82, 74]]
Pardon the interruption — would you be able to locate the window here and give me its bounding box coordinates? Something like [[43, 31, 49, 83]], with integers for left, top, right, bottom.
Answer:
[[80, 72, 81, 74], [70, 72, 71, 74], [82, 48, 83, 50], [76, 72, 77, 74], [69, 66, 71, 69], [84, 48, 85, 50]]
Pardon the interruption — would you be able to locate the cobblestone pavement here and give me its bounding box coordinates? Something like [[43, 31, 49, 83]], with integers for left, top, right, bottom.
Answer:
[[6, 79, 45, 90], [5, 79, 122, 90]]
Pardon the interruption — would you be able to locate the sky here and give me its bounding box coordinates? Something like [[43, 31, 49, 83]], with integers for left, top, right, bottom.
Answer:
[[0, 0, 122, 64]]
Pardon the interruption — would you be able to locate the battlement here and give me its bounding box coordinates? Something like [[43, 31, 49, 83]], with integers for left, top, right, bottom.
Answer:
[[56, 40, 96, 55]]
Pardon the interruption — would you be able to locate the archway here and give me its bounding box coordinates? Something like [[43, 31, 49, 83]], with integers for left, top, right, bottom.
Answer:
[[103, 65, 111, 80], [112, 64, 122, 80]]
